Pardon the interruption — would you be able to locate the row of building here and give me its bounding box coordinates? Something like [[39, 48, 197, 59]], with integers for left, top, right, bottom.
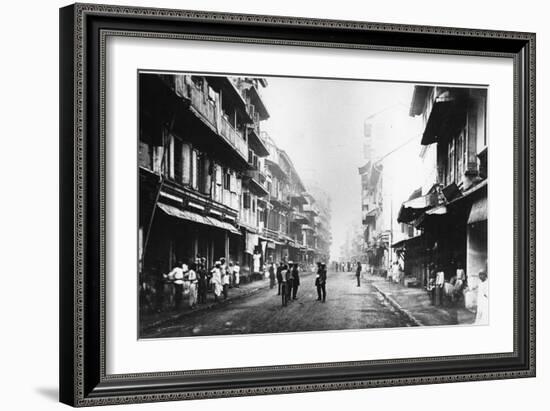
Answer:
[[138, 73, 331, 284], [357, 85, 488, 304]]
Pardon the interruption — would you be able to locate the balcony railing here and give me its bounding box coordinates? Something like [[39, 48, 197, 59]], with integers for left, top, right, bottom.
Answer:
[[174, 76, 249, 161]]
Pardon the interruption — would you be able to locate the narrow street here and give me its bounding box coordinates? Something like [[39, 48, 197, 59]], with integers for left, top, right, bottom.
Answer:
[[142, 271, 416, 339]]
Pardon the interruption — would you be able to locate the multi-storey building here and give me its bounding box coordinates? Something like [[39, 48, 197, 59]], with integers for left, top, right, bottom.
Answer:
[[139, 72, 331, 294], [357, 104, 422, 277], [234, 78, 271, 277], [139, 73, 251, 281], [398, 86, 488, 296]]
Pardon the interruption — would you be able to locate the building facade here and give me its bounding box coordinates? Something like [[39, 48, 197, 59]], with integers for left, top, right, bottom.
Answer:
[[139, 73, 331, 295], [398, 86, 488, 304], [357, 104, 422, 276]]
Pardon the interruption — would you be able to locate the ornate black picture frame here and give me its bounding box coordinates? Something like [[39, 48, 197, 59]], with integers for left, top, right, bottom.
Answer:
[[59, 3, 535, 407]]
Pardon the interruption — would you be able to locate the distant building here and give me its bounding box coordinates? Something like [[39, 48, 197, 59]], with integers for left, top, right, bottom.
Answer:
[[358, 104, 422, 276]]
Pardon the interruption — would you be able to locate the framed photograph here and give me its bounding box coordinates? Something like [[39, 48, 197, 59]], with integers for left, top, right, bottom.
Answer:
[[59, 3, 535, 407]]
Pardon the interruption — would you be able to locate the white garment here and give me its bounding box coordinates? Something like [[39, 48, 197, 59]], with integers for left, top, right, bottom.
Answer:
[[233, 265, 240, 284], [170, 267, 184, 285], [253, 254, 261, 272], [211, 267, 223, 296], [475, 279, 489, 324]]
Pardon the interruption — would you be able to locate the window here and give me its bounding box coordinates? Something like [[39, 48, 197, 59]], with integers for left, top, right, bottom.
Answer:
[[243, 192, 251, 209], [191, 150, 198, 189], [181, 143, 191, 184], [224, 169, 231, 190], [173, 137, 183, 183], [198, 154, 210, 195], [447, 140, 455, 185]]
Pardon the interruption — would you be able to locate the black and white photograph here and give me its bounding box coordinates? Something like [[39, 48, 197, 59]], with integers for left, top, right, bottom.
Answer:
[[138, 72, 488, 339]]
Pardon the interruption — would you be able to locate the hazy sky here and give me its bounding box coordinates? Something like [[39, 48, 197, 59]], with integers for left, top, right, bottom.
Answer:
[[260, 77, 419, 259]]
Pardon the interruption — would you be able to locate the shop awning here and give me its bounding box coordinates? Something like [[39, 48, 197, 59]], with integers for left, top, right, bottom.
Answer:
[[426, 205, 447, 216], [158, 202, 210, 225], [157, 203, 240, 235], [207, 216, 241, 235], [392, 234, 424, 250], [397, 191, 438, 223], [468, 196, 488, 224]]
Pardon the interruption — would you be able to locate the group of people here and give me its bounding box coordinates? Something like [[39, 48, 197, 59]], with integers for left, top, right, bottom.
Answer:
[[333, 261, 355, 273], [267, 261, 301, 306], [159, 256, 241, 311], [265, 261, 329, 306], [426, 262, 489, 324]]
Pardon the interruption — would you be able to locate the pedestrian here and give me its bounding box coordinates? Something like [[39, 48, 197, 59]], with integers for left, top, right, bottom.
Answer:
[[187, 262, 198, 308], [280, 263, 289, 306], [475, 270, 489, 324], [291, 263, 300, 299], [222, 265, 230, 299], [197, 258, 208, 304], [269, 262, 276, 289], [286, 261, 294, 302], [356, 261, 362, 287], [315, 262, 323, 301], [211, 261, 223, 302], [220, 257, 229, 286], [319, 263, 327, 302], [233, 260, 240, 288], [167, 261, 185, 309], [276, 263, 283, 295]]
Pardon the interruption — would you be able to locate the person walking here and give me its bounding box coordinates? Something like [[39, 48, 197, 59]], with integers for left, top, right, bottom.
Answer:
[[291, 263, 300, 300], [187, 262, 198, 309], [356, 261, 362, 287], [211, 261, 223, 302]]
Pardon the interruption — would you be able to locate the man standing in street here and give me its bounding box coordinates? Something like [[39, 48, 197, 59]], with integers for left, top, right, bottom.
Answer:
[[280, 263, 289, 307], [318, 263, 327, 302], [286, 261, 294, 302], [197, 257, 208, 304], [276, 262, 283, 295], [356, 261, 362, 287], [291, 263, 300, 300]]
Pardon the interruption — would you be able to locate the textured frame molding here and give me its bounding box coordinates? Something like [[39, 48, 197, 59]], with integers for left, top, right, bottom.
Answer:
[[60, 3, 535, 407]]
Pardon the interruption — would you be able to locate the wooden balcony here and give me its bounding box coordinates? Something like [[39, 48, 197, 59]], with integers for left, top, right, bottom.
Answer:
[[176, 76, 249, 162]]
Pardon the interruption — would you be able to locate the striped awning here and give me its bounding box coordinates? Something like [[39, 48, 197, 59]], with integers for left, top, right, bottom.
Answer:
[[158, 203, 240, 235]]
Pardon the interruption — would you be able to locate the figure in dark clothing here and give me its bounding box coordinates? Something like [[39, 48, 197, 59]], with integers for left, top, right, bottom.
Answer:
[[276, 263, 283, 295], [197, 258, 208, 304], [286, 262, 294, 302], [315, 262, 327, 302], [269, 262, 276, 289], [356, 261, 362, 287], [291, 263, 300, 299], [281, 264, 289, 307], [318, 263, 327, 302]]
